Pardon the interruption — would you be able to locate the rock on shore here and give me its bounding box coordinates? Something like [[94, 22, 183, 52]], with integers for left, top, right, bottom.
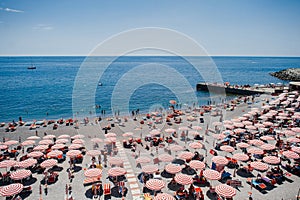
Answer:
[[270, 68, 300, 81]]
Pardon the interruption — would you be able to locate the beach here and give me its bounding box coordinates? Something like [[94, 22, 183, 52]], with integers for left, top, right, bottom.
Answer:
[[1, 92, 300, 200]]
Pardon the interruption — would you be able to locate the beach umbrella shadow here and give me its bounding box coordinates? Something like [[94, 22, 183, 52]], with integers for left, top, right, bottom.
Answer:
[[206, 190, 218, 200], [51, 166, 63, 172], [172, 159, 185, 165], [161, 170, 174, 179], [19, 190, 32, 199], [237, 169, 255, 178], [73, 165, 82, 172], [182, 168, 196, 175], [84, 188, 94, 199], [23, 177, 37, 186], [167, 182, 181, 191], [111, 186, 122, 198]]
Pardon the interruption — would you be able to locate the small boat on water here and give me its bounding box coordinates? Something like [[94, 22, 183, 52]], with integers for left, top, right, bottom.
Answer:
[[27, 65, 36, 70], [98, 82, 103, 86]]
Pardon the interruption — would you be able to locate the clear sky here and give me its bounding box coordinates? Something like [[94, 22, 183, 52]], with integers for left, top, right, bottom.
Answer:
[[0, 0, 299, 56]]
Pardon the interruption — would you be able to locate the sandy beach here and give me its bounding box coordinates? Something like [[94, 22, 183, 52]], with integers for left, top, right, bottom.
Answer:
[[1, 93, 300, 200]]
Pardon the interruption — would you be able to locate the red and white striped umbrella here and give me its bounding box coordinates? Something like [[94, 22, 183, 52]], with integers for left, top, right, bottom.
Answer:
[[174, 173, 194, 185], [71, 134, 85, 139], [153, 193, 176, 200], [203, 169, 221, 180], [104, 137, 116, 143], [234, 128, 245, 134], [165, 163, 182, 174], [158, 154, 174, 162], [263, 156, 280, 165], [146, 179, 165, 191], [232, 153, 249, 162], [27, 136, 40, 140], [68, 144, 83, 150], [263, 121, 273, 127], [260, 144, 276, 151], [58, 134, 70, 139], [150, 129, 161, 136], [169, 145, 184, 152], [10, 169, 32, 180], [189, 142, 203, 149], [21, 140, 35, 146], [33, 145, 48, 151], [91, 138, 103, 143], [291, 127, 300, 133], [192, 126, 202, 131], [122, 132, 134, 137], [142, 165, 159, 174], [40, 159, 58, 168], [72, 139, 85, 144], [165, 128, 176, 133], [56, 139, 69, 144], [215, 184, 236, 198], [254, 123, 265, 129], [84, 168, 102, 178], [16, 158, 37, 168], [0, 183, 23, 197], [43, 135, 56, 139], [248, 148, 264, 155], [4, 140, 18, 146], [105, 132, 117, 138], [245, 125, 257, 130], [189, 160, 205, 170], [282, 130, 296, 136], [179, 126, 189, 131], [250, 161, 269, 171], [287, 137, 300, 143], [28, 151, 44, 158], [291, 146, 300, 154], [224, 124, 234, 130], [66, 150, 81, 157], [0, 160, 17, 168], [212, 134, 226, 140], [223, 120, 233, 125], [0, 145, 8, 150], [178, 151, 194, 160], [260, 136, 274, 141], [211, 156, 229, 166], [233, 123, 244, 128], [236, 142, 250, 148], [86, 150, 101, 157], [242, 121, 253, 126], [136, 157, 151, 164], [51, 144, 66, 150], [212, 122, 223, 126], [108, 167, 126, 176], [220, 145, 235, 153], [39, 139, 53, 145], [248, 139, 264, 146], [282, 151, 300, 159], [47, 150, 63, 158], [108, 157, 124, 166]]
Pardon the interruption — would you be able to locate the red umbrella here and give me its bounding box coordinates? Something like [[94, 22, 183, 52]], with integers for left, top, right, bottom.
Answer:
[[86, 150, 101, 157], [236, 142, 250, 149], [174, 173, 194, 185], [51, 144, 66, 150], [47, 150, 63, 158], [165, 163, 182, 174], [108, 167, 126, 176], [215, 184, 236, 198], [220, 145, 235, 153], [203, 169, 221, 180], [248, 139, 264, 146], [28, 151, 44, 158], [55, 139, 69, 144], [146, 179, 165, 191], [142, 165, 159, 174], [136, 157, 151, 164], [260, 136, 274, 141], [33, 145, 48, 151], [169, 145, 184, 152], [0, 160, 17, 168], [248, 148, 264, 155], [263, 156, 280, 165], [158, 154, 174, 162], [232, 153, 249, 162], [84, 168, 102, 178], [91, 138, 103, 143], [260, 144, 276, 151], [189, 160, 205, 170], [68, 144, 83, 150], [66, 150, 81, 157], [58, 134, 70, 139], [4, 140, 18, 146], [16, 158, 37, 168], [153, 193, 176, 200], [39, 139, 53, 145], [10, 169, 32, 180], [291, 146, 300, 154], [21, 140, 35, 146], [282, 151, 299, 159], [40, 159, 58, 168], [287, 137, 300, 143], [0, 183, 23, 197], [250, 161, 269, 171], [189, 142, 203, 149], [211, 156, 229, 166], [178, 152, 194, 160], [108, 157, 124, 166]]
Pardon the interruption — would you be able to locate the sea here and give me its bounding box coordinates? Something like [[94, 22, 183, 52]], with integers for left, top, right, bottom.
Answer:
[[0, 56, 299, 123]]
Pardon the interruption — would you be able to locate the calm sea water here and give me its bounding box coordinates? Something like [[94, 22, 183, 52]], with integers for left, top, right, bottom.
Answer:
[[0, 56, 299, 122]]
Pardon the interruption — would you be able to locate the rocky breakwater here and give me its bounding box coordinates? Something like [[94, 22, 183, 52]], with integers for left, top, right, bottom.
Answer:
[[270, 68, 300, 81]]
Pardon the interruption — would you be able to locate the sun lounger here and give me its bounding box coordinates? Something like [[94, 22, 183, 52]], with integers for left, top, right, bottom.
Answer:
[[226, 179, 242, 187], [251, 180, 267, 190]]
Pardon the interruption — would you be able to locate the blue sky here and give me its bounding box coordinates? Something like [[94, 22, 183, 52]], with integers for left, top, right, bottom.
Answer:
[[0, 0, 299, 56]]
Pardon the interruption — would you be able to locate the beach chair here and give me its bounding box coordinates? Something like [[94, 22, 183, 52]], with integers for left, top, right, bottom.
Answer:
[[251, 179, 267, 190], [103, 183, 111, 200]]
